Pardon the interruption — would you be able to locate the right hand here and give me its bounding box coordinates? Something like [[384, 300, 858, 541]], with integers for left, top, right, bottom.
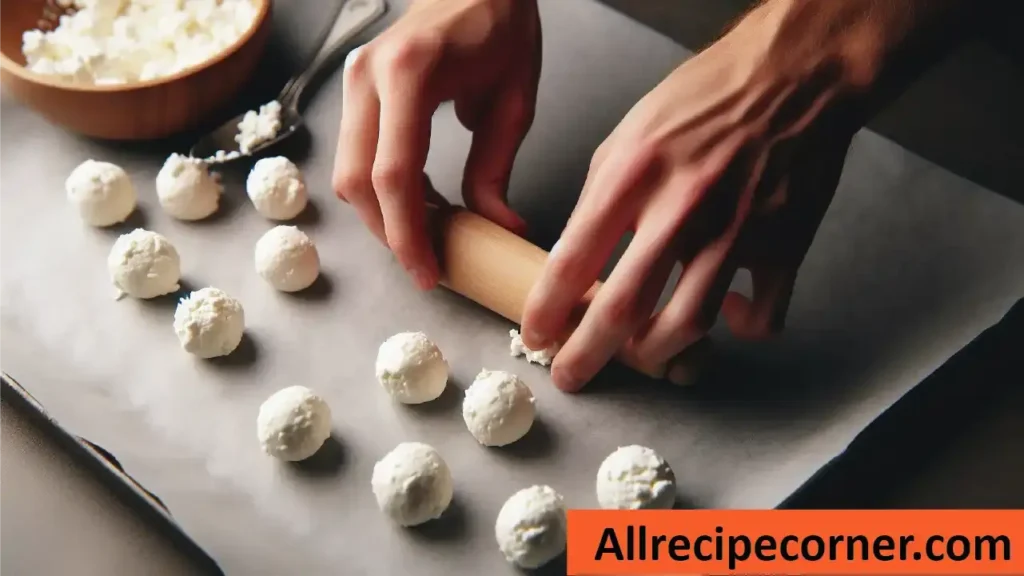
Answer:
[[332, 0, 542, 290]]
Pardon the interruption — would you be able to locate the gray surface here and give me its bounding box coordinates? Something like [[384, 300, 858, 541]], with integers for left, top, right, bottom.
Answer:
[[2, 0, 1024, 575]]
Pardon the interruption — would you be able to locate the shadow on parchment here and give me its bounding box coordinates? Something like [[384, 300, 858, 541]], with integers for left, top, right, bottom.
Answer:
[[179, 187, 242, 226], [136, 278, 195, 310], [405, 378, 464, 418], [288, 195, 322, 228], [283, 271, 335, 303], [206, 332, 260, 370], [492, 416, 557, 461], [261, 123, 313, 165], [405, 496, 469, 544], [520, 551, 567, 576], [99, 206, 149, 236], [673, 493, 699, 510], [288, 433, 346, 479]]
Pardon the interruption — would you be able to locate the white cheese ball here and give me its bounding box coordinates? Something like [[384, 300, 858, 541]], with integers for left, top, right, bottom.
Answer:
[[375, 332, 448, 404], [596, 445, 677, 510], [107, 228, 181, 299], [246, 156, 308, 220], [254, 225, 320, 292], [463, 370, 535, 447], [257, 386, 332, 462], [66, 159, 137, 226], [371, 442, 453, 527], [173, 287, 245, 358], [495, 485, 567, 569], [155, 153, 221, 221]]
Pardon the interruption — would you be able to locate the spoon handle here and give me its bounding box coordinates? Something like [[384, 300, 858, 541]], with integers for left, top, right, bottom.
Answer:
[[279, 0, 388, 107]]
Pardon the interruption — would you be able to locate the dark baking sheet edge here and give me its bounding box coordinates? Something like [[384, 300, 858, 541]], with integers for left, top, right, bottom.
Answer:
[[0, 373, 224, 575], [779, 297, 1024, 509]]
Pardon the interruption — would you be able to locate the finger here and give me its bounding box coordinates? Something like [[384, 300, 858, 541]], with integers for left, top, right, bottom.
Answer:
[[629, 235, 738, 372], [332, 46, 385, 244], [422, 173, 450, 208], [722, 267, 795, 340], [455, 97, 485, 132], [373, 44, 438, 290], [462, 84, 535, 236], [521, 147, 654, 350], [551, 225, 677, 392]]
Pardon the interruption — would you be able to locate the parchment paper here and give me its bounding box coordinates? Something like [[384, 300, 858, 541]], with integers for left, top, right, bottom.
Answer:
[[2, 1, 1023, 574]]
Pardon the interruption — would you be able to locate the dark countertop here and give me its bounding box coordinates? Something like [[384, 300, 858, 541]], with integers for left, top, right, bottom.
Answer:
[[600, 0, 1024, 510]]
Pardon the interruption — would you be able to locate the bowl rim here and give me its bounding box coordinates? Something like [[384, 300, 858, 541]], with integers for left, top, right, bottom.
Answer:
[[0, 0, 271, 93]]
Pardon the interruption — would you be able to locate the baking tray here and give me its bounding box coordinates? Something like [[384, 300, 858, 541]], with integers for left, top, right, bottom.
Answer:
[[2, 0, 1023, 574], [0, 373, 223, 575]]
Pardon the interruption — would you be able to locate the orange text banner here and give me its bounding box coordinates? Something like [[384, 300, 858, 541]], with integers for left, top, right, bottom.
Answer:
[[566, 509, 1023, 574]]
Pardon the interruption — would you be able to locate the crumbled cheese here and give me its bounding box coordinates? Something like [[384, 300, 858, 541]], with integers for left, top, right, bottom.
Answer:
[[195, 100, 284, 163], [22, 0, 260, 85], [235, 100, 283, 154], [509, 329, 558, 367], [203, 150, 242, 163]]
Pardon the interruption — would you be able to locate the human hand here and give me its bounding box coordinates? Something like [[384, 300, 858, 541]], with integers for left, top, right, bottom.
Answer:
[[332, 0, 541, 290], [520, 9, 864, 392]]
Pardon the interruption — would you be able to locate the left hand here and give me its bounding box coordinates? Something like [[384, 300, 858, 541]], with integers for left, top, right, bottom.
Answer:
[[519, 24, 861, 392]]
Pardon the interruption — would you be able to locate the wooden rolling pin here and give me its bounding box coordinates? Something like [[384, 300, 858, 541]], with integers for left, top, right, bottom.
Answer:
[[433, 208, 709, 386]]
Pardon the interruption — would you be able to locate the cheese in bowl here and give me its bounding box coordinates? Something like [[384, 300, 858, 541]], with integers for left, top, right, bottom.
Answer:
[[21, 0, 262, 86]]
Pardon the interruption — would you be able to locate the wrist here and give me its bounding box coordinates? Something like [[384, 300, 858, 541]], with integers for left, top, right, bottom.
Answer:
[[727, 0, 979, 126]]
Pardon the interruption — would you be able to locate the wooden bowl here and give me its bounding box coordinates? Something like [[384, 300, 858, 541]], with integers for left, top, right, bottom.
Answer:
[[0, 0, 272, 141]]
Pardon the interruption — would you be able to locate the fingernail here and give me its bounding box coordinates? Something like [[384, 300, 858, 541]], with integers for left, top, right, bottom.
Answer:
[[525, 329, 551, 350], [666, 338, 713, 386], [549, 239, 561, 257], [343, 45, 364, 70], [412, 268, 436, 291], [512, 217, 528, 236], [667, 363, 698, 387], [551, 365, 581, 392]]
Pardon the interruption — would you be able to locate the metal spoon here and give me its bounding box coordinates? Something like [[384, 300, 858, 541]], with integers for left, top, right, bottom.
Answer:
[[189, 0, 387, 163]]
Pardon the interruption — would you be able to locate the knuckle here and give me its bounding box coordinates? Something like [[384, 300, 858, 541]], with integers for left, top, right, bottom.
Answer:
[[342, 45, 372, 84], [598, 293, 638, 329], [371, 161, 410, 194], [586, 158, 599, 179], [546, 251, 585, 285], [332, 170, 370, 200], [588, 135, 654, 179], [630, 137, 662, 167], [377, 35, 439, 77], [589, 142, 610, 173], [685, 308, 717, 336]]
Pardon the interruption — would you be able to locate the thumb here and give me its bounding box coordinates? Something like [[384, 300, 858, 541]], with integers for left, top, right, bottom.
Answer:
[[722, 268, 795, 340], [461, 84, 535, 236]]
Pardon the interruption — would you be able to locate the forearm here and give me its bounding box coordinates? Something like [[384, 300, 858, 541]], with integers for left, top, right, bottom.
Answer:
[[727, 0, 999, 125]]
